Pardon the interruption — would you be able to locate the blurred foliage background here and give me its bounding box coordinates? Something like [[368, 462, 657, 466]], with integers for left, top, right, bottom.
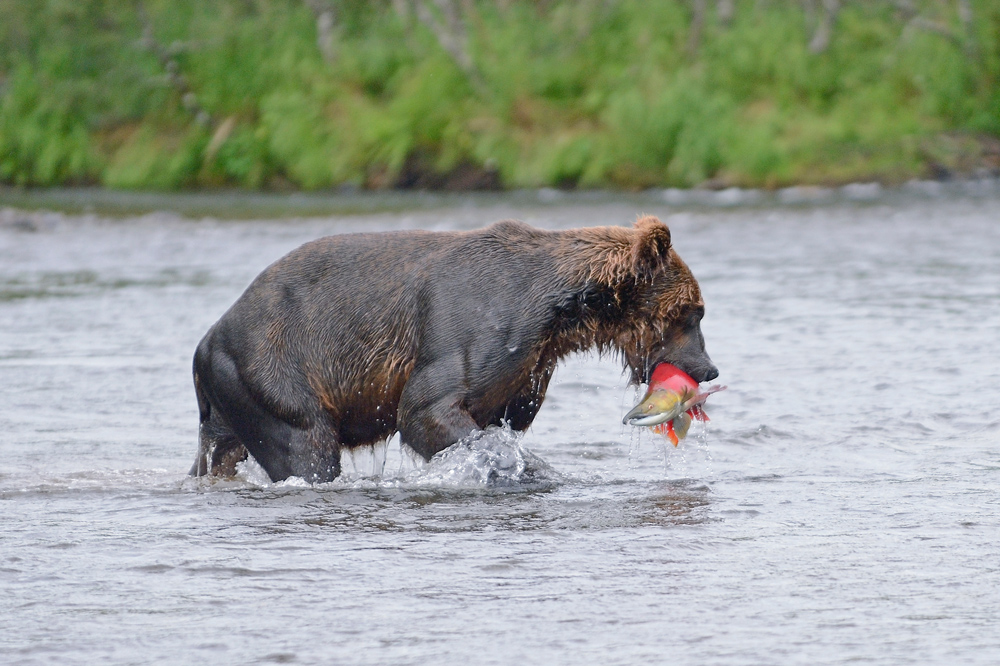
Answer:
[[1, 0, 998, 190]]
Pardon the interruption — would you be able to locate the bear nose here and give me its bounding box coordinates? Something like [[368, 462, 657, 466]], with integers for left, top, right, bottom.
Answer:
[[703, 365, 719, 382]]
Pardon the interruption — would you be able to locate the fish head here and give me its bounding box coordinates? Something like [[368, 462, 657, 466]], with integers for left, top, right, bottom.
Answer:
[[622, 387, 689, 426]]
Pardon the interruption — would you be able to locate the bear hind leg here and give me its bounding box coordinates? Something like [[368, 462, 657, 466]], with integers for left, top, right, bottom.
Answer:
[[212, 393, 341, 484], [197, 347, 341, 483], [190, 408, 248, 477]]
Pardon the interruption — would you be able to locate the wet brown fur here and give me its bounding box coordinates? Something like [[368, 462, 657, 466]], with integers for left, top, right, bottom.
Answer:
[[546, 215, 705, 381], [192, 215, 713, 482]]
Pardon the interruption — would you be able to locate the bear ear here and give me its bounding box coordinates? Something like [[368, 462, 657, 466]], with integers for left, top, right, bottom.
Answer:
[[631, 215, 672, 279]]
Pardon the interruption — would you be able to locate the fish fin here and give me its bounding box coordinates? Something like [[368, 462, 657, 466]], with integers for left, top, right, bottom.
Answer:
[[674, 412, 692, 440], [666, 420, 680, 446]]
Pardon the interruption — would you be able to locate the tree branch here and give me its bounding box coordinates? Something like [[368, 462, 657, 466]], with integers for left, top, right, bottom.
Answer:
[[136, 3, 211, 127], [687, 0, 706, 56], [717, 0, 734, 27], [891, 0, 972, 53], [304, 0, 337, 63], [808, 0, 840, 54], [412, 0, 485, 93]]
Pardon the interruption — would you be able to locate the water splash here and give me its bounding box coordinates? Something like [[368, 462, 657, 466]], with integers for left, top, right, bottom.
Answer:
[[340, 440, 389, 477], [228, 426, 560, 490], [411, 426, 560, 489], [234, 456, 278, 487]]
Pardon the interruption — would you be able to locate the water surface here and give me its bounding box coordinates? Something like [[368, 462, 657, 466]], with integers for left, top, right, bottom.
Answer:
[[2, 193, 999, 665]]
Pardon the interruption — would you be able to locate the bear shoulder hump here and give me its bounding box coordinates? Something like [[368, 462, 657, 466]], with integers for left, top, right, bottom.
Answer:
[[485, 219, 541, 240]]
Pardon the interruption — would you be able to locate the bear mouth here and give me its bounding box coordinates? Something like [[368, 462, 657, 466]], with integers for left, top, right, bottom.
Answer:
[[633, 359, 714, 385]]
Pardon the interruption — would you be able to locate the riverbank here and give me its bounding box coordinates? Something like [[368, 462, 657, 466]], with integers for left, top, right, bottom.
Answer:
[[3, 175, 1000, 222], [2, 1, 998, 191]]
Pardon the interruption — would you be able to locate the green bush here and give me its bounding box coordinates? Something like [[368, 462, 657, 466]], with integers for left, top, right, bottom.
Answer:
[[0, 0, 997, 190]]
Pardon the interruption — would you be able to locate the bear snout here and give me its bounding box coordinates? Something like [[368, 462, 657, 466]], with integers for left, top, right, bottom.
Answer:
[[700, 365, 720, 383], [668, 361, 718, 384]]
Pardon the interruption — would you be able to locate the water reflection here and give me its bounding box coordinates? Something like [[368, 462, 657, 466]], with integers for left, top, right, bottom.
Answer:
[[187, 476, 714, 534]]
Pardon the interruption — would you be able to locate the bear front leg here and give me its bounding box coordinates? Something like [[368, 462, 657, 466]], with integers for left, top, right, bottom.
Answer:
[[397, 368, 480, 461]]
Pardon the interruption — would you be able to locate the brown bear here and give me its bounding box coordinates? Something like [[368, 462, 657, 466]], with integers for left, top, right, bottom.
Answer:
[[190, 215, 717, 482]]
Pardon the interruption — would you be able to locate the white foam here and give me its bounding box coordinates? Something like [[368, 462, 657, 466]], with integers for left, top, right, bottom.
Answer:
[[408, 426, 558, 489], [234, 455, 274, 486], [225, 427, 560, 490]]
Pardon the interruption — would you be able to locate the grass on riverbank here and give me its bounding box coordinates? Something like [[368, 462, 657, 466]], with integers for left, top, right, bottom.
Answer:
[[1, 0, 998, 191]]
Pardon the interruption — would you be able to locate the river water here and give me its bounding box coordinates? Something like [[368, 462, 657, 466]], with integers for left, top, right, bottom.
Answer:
[[2, 188, 999, 665]]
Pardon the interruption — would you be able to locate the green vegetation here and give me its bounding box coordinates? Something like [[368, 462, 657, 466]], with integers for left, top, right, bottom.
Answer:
[[1, 0, 998, 190]]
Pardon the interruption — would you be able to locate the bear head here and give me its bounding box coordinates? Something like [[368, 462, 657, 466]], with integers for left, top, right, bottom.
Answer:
[[621, 215, 718, 385], [557, 215, 718, 386]]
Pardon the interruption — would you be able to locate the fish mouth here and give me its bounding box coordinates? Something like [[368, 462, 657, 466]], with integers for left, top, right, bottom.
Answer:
[[622, 392, 688, 426], [623, 410, 674, 427]]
